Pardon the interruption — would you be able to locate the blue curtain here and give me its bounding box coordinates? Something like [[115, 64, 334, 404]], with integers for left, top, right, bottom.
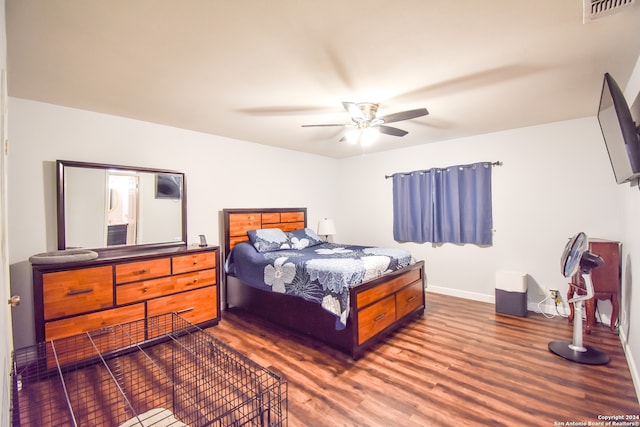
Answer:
[[392, 162, 493, 245]]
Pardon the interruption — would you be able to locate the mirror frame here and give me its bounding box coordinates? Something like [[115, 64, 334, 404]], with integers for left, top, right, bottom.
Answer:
[[57, 160, 187, 253]]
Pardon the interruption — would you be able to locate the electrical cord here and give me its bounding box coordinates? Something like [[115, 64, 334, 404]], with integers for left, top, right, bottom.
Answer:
[[537, 292, 569, 318], [537, 294, 557, 319], [555, 296, 569, 318]]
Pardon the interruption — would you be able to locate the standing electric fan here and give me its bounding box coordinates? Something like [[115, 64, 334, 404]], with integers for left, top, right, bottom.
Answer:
[[548, 232, 610, 365]]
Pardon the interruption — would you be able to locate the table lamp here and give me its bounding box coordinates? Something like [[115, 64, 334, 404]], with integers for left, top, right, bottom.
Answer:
[[317, 218, 336, 242]]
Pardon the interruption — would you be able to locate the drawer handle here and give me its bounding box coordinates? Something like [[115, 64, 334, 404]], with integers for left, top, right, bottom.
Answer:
[[142, 287, 149, 293], [136, 269, 148, 275], [407, 296, 416, 303], [67, 288, 93, 296], [176, 307, 194, 314], [188, 279, 198, 285], [192, 260, 198, 265], [374, 313, 386, 322]]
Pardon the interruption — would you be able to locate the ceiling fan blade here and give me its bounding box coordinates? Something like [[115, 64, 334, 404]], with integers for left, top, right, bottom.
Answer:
[[301, 124, 346, 127], [377, 125, 408, 137], [379, 108, 428, 124], [342, 102, 365, 121]]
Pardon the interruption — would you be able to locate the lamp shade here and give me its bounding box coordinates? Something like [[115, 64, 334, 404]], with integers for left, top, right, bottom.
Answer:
[[317, 218, 336, 236]]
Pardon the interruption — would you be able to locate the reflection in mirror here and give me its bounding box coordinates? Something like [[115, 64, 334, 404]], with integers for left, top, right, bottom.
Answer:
[[57, 160, 187, 252], [106, 173, 139, 245]]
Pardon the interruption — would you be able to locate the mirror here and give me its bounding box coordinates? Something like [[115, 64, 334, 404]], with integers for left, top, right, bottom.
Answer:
[[57, 160, 187, 252]]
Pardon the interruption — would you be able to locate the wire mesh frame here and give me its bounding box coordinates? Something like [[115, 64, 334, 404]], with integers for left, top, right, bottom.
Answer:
[[11, 313, 288, 427]]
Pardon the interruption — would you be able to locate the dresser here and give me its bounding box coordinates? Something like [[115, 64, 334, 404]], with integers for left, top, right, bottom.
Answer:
[[32, 246, 220, 345], [567, 239, 620, 334]]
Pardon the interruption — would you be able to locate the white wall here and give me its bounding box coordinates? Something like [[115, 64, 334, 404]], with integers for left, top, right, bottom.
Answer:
[[620, 53, 640, 396], [7, 98, 339, 348]]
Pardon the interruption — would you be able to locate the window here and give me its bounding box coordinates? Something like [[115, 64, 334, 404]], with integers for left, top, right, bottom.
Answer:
[[392, 162, 493, 245]]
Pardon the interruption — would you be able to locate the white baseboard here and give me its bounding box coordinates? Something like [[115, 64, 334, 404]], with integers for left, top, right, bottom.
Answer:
[[427, 285, 569, 317], [619, 328, 640, 404], [426, 285, 494, 303], [428, 285, 611, 321]]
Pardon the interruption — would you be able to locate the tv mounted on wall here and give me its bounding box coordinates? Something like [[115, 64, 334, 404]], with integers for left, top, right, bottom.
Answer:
[[597, 72, 640, 184], [155, 173, 182, 199]]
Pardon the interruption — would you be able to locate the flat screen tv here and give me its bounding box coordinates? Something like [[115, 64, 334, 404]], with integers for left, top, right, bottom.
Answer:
[[597, 72, 640, 184]]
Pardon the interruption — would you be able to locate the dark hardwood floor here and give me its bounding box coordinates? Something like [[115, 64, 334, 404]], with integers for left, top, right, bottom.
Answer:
[[208, 291, 639, 427]]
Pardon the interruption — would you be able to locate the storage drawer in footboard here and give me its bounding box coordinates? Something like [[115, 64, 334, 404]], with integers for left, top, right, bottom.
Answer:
[[396, 281, 425, 318], [357, 295, 396, 345], [356, 267, 422, 309]]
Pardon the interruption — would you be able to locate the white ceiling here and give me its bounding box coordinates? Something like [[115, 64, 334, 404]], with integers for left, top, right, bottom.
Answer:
[[6, 1, 640, 158]]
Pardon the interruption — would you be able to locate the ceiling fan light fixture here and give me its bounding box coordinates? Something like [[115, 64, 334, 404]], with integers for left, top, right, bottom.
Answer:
[[360, 127, 380, 146], [344, 127, 379, 146], [344, 128, 360, 144], [302, 101, 427, 145]]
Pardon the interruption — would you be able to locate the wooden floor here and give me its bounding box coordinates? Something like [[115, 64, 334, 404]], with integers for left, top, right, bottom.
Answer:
[[208, 291, 639, 427]]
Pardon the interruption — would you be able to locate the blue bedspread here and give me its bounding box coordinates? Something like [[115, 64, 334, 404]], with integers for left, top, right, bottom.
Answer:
[[225, 242, 413, 329]]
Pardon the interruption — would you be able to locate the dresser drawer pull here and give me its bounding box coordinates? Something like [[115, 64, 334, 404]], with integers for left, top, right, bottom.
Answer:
[[192, 260, 198, 265], [188, 279, 198, 285], [406, 296, 416, 303], [66, 288, 93, 296], [136, 269, 149, 275], [177, 307, 194, 314], [374, 313, 386, 322], [142, 287, 149, 293]]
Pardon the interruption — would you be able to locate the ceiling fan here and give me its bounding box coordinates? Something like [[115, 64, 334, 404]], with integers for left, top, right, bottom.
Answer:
[[302, 102, 428, 144]]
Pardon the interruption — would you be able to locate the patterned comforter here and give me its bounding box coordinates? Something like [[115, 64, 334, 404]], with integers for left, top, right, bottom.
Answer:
[[225, 242, 413, 329]]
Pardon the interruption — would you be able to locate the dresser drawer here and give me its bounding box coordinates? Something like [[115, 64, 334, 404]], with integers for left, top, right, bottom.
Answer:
[[43, 266, 113, 320], [115, 258, 171, 284], [147, 286, 217, 337], [396, 281, 424, 318], [356, 268, 422, 309], [45, 304, 145, 367], [173, 252, 217, 274], [45, 303, 145, 342], [357, 295, 396, 345], [116, 269, 216, 305]]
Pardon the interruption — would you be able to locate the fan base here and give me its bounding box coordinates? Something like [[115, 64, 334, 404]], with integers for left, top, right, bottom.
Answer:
[[548, 340, 610, 365]]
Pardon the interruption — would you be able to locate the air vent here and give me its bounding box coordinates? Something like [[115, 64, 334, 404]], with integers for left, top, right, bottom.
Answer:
[[584, 0, 635, 22]]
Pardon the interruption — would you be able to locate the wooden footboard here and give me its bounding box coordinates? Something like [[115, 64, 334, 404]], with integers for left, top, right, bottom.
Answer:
[[222, 208, 426, 359], [226, 261, 425, 359]]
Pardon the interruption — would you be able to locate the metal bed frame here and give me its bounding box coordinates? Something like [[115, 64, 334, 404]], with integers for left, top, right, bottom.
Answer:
[[11, 313, 287, 426]]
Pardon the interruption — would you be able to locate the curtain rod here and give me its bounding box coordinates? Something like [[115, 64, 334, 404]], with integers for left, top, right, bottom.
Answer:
[[385, 161, 503, 179]]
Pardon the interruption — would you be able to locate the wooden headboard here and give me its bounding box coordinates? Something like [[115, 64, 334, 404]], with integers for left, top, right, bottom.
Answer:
[[222, 208, 307, 256]]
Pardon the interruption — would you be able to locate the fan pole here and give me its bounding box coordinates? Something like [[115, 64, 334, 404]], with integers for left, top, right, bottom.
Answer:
[[570, 297, 585, 352], [548, 274, 609, 365]]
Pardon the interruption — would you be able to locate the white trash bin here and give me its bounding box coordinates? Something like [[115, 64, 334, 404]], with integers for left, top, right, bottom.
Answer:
[[495, 271, 528, 317]]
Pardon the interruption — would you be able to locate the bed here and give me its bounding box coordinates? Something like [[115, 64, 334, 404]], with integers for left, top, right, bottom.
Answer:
[[222, 208, 426, 359]]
